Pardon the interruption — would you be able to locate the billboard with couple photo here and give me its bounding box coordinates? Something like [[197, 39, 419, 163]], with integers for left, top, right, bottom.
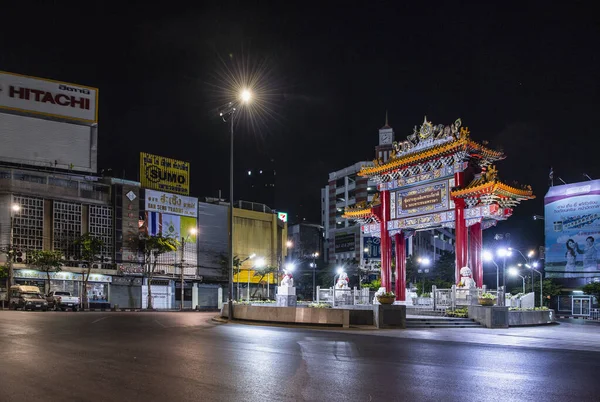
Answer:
[[545, 180, 600, 278]]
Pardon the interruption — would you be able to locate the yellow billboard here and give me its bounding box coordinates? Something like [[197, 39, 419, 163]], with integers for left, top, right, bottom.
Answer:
[[140, 152, 190, 195]]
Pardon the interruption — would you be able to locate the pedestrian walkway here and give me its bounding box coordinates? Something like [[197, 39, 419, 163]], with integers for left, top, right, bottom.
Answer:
[[341, 318, 600, 353]]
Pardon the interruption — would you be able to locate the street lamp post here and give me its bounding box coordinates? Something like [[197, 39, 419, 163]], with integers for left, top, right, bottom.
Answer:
[[249, 257, 266, 302], [311, 252, 319, 301], [527, 262, 543, 307], [496, 248, 512, 290], [236, 253, 256, 300], [220, 90, 252, 320], [483, 250, 500, 290], [417, 257, 431, 295], [508, 267, 525, 294], [509, 247, 535, 292], [179, 227, 198, 311], [4, 204, 20, 307]]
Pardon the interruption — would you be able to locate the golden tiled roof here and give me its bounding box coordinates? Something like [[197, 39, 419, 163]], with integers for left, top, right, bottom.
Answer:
[[359, 138, 504, 177], [451, 180, 534, 199]]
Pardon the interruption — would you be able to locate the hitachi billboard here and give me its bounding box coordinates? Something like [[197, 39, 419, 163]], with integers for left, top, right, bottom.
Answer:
[[0, 71, 98, 123]]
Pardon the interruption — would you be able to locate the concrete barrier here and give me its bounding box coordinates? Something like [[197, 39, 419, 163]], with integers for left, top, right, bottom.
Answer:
[[221, 304, 350, 328], [509, 309, 555, 326], [468, 305, 509, 328]]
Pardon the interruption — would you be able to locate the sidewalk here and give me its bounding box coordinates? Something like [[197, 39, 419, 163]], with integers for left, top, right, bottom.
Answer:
[[340, 318, 600, 352]]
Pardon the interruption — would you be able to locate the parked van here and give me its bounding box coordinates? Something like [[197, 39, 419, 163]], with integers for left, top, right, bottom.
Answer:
[[9, 285, 49, 311]]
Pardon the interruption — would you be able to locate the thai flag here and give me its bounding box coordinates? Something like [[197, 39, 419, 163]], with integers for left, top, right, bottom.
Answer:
[[147, 212, 162, 236]]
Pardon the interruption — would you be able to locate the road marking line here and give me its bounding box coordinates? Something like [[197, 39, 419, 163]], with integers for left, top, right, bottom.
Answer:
[[91, 316, 110, 324], [154, 319, 167, 328]]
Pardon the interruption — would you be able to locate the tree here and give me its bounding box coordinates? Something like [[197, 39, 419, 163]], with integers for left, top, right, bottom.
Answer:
[[582, 282, 600, 300], [74, 233, 105, 310], [139, 234, 179, 309], [252, 265, 277, 299], [217, 254, 241, 281], [433, 251, 455, 284], [533, 278, 563, 307], [405, 255, 418, 286], [28, 250, 63, 294]]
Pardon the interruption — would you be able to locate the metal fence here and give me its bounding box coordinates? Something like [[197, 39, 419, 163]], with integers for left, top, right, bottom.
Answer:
[[316, 287, 375, 307], [590, 309, 600, 320]]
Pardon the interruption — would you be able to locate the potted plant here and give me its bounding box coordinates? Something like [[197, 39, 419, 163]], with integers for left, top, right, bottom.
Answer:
[[478, 292, 496, 306], [377, 291, 396, 305]]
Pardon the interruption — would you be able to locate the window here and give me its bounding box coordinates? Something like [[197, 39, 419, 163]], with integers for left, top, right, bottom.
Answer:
[[89, 205, 114, 265], [53, 201, 82, 259], [12, 195, 44, 251]]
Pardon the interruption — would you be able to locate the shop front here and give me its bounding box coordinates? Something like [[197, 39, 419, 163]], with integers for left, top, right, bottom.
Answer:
[[13, 269, 112, 306]]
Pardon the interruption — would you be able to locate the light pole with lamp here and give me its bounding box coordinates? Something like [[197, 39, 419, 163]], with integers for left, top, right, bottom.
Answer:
[[417, 257, 430, 295], [527, 262, 543, 307], [496, 248, 513, 290], [220, 89, 252, 320], [179, 227, 198, 311], [483, 250, 500, 290], [509, 247, 535, 292], [248, 257, 266, 302], [4, 203, 20, 307], [310, 252, 319, 301], [237, 253, 256, 300], [508, 267, 525, 294]]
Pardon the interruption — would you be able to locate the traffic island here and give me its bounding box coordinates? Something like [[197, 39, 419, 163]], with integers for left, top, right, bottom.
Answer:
[[508, 309, 556, 326], [221, 304, 350, 328], [373, 304, 406, 329], [468, 305, 509, 328]]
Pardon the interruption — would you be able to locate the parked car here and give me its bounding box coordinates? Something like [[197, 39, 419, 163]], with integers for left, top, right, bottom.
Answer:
[[46, 291, 80, 311], [9, 285, 49, 311]]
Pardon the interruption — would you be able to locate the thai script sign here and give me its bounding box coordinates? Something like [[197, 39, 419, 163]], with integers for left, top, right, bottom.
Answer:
[[145, 189, 198, 217], [335, 233, 356, 253], [401, 189, 442, 209], [140, 152, 190, 195]]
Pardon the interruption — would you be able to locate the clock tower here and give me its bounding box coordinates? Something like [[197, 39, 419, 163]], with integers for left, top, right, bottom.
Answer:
[[376, 111, 394, 163]]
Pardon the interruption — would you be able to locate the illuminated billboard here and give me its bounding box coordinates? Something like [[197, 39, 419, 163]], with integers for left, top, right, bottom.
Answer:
[[544, 180, 600, 278], [140, 152, 190, 195]]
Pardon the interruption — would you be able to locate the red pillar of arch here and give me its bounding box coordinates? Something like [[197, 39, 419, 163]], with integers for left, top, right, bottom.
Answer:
[[469, 222, 483, 288], [454, 172, 467, 284], [380, 190, 392, 291], [394, 232, 406, 301]]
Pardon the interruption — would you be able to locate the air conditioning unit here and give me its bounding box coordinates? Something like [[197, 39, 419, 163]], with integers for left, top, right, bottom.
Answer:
[[159, 270, 166, 275], [92, 264, 100, 269], [14, 251, 26, 263], [79, 264, 88, 268]]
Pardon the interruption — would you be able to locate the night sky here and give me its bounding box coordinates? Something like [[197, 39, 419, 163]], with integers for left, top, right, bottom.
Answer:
[[2, 1, 598, 251]]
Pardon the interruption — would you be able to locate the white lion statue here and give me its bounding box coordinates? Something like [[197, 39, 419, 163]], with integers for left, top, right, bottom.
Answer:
[[280, 272, 294, 287], [458, 266, 476, 288], [336, 272, 350, 289]]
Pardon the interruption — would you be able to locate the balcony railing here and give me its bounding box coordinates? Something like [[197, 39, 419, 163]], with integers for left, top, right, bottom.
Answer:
[[0, 167, 110, 204]]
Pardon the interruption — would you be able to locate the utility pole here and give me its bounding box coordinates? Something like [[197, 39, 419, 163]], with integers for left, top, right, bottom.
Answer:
[[180, 236, 185, 311]]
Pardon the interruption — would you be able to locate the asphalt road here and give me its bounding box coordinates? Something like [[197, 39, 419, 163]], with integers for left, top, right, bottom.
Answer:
[[1, 312, 599, 402]]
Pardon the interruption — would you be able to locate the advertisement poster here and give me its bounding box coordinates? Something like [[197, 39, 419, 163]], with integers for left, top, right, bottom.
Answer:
[[140, 152, 190, 195], [545, 180, 600, 278], [335, 233, 356, 253]]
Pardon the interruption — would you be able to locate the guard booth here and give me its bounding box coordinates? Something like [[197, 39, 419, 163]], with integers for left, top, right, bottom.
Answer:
[[555, 295, 596, 317]]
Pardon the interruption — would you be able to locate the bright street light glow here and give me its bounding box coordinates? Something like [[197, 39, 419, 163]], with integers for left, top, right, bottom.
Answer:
[[525, 264, 531, 268], [285, 263, 295, 272], [189, 228, 198, 235], [286, 240, 293, 248], [314, 252, 319, 257], [249, 253, 256, 259], [483, 250, 493, 262], [336, 267, 344, 275], [364, 247, 369, 253], [420, 257, 431, 266], [255, 258, 266, 268], [11, 204, 20, 212], [240, 89, 252, 103], [533, 262, 539, 268], [508, 267, 519, 276], [497, 248, 512, 257]]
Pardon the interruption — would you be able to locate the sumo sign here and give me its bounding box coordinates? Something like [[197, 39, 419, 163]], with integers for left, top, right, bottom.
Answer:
[[140, 152, 190, 195]]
